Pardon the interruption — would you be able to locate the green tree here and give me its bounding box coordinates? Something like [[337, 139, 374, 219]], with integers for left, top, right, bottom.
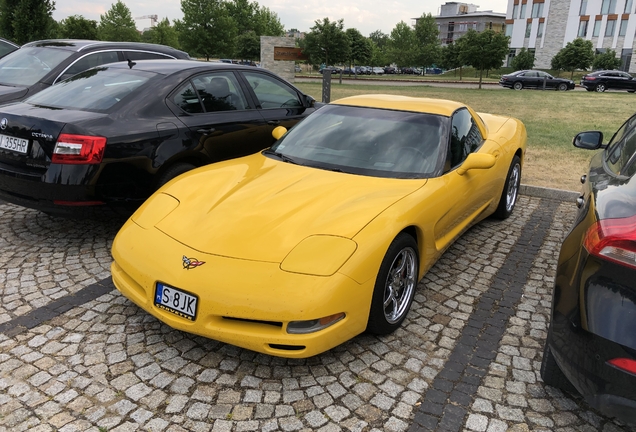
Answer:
[[1, 0, 56, 44], [593, 49, 621, 70], [141, 18, 180, 48], [177, 0, 237, 60], [253, 6, 284, 36], [510, 47, 534, 70], [235, 30, 260, 60], [368, 29, 388, 50], [413, 13, 440, 72], [59, 15, 98, 40], [439, 42, 462, 77], [345, 28, 371, 68], [98, 0, 140, 42], [553, 38, 594, 78], [458, 29, 509, 88], [386, 21, 416, 67], [369, 41, 388, 67], [303, 18, 350, 66], [550, 51, 565, 76]]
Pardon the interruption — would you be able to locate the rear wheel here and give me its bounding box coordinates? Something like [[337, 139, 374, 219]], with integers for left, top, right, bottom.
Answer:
[[156, 162, 196, 189], [367, 233, 419, 335], [595, 83, 606, 92], [513, 81, 523, 90], [540, 343, 577, 394], [493, 155, 521, 220]]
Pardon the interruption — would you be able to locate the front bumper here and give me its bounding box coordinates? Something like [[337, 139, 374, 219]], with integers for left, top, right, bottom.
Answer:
[[111, 220, 374, 358]]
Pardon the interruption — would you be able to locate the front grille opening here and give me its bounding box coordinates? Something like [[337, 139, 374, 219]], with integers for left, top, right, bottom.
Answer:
[[269, 344, 306, 351], [222, 316, 283, 328]]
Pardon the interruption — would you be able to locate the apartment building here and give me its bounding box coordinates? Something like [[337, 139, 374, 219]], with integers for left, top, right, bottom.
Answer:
[[506, 0, 636, 72]]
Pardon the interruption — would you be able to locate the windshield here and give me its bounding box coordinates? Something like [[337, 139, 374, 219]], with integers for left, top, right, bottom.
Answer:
[[0, 47, 73, 86], [269, 104, 448, 178], [26, 66, 156, 111]]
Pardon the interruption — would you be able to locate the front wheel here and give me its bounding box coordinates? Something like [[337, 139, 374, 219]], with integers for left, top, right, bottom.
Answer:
[[595, 83, 606, 92], [366, 233, 419, 335], [557, 83, 568, 91], [513, 81, 523, 90], [493, 155, 521, 219]]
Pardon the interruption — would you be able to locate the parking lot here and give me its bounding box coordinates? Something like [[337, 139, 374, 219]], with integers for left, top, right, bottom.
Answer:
[[0, 195, 635, 432]]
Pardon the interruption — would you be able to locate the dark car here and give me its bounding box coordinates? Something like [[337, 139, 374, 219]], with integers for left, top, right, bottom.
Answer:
[[541, 114, 636, 425], [0, 60, 316, 216], [0, 39, 189, 104], [499, 70, 575, 91], [384, 66, 396, 74], [0, 38, 18, 59], [580, 70, 636, 92]]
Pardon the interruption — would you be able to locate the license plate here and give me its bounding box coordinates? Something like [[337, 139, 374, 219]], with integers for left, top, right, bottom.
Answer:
[[0, 134, 28, 154], [154, 282, 198, 320]]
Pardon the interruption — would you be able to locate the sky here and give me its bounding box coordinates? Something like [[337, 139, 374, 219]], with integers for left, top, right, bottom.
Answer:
[[53, 0, 509, 37]]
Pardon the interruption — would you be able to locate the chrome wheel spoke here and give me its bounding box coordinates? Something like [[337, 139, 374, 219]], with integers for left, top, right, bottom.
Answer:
[[383, 247, 417, 324]]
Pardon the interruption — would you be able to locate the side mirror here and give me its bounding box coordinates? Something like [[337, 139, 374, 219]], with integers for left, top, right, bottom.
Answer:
[[305, 94, 316, 107], [272, 126, 287, 140], [457, 153, 496, 175], [573, 131, 604, 150]]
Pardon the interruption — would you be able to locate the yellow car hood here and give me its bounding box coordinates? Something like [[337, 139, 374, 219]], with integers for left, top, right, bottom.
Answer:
[[154, 155, 425, 262]]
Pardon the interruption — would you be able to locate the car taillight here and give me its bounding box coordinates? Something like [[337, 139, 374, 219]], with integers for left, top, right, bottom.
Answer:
[[586, 76, 596, 81], [583, 215, 636, 269], [52, 134, 106, 164], [608, 358, 636, 375]]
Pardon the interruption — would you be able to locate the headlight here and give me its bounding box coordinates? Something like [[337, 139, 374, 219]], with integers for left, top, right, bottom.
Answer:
[[131, 193, 179, 229], [280, 235, 357, 276]]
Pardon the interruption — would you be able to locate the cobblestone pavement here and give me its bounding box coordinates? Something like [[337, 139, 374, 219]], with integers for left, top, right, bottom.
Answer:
[[0, 197, 634, 432]]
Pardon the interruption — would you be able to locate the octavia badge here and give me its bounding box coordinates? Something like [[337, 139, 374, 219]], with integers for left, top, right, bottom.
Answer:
[[0, 118, 7, 130]]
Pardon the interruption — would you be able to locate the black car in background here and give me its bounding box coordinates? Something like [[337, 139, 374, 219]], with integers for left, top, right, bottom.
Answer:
[[0, 38, 18, 59], [580, 70, 636, 92], [0, 39, 189, 104], [541, 114, 636, 425], [0, 60, 316, 216], [499, 70, 575, 90]]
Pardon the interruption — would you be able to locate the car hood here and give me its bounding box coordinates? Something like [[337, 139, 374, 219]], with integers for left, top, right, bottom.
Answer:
[[152, 154, 426, 262], [0, 84, 28, 102]]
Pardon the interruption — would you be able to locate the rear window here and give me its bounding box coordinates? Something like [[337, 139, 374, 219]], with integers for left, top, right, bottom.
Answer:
[[0, 47, 73, 86], [26, 66, 156, 111]]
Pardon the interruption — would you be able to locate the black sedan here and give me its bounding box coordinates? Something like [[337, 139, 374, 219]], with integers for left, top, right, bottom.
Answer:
[[0, 38, 18, 59], [499, 70, 575, 91], [0, 60, 316, 216], [541, 114, 636, 425], [0, 39, 189, 104], [580, 70, 636, 92]]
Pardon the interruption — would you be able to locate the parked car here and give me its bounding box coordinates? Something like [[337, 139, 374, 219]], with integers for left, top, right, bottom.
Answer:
[[499, 70, 575, 91], [384, 66, 396, 74], [294, 64, 302, 73], [371, 67, 384, 75], [111, 94, 526, 358], [0, 38, 18, 59], [541, 114, 636, 425], [580, 70, 636, 92], [319, 66, 341, 74], [400, 67, 414, 74], [0, 60, 316, 216], [0, 39, 189, 105]]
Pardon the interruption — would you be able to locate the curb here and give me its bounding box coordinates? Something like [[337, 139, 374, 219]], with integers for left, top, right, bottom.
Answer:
[[519, 184, 579, 202]]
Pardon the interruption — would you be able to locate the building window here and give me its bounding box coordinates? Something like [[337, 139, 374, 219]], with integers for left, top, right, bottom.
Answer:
[[601, 0, 617, 14], [537, 22, 544, 37], [593, 19, 602, 36], [606, 19, 616, 36], [626, 0, 633, 12], [578, 20, 589, 36], [520, 3, 527, 18], [620, 19, 628, 35], [512, 4, 519, 18], [580, 0, 588, 15], [506, 23, 514, 36], [525, 22, 532, 37], [532, 2, 544, 17], [459, 23, 467, 31]]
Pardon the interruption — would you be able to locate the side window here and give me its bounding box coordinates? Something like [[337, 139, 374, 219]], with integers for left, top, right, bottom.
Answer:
[[447, 108, 484, 170], [607, 125, 636, 175], [123, 51, 172, 61], [60, 51, 120, 81], [173, 82, 203, 114], [191, 72, 248, 112], [242, 71, 302, 109]]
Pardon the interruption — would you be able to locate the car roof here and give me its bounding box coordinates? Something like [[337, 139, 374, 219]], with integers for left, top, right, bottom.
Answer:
[[22, 39, 188, 56], [332, 94, 466, 117], [105, 59, 261, 74]]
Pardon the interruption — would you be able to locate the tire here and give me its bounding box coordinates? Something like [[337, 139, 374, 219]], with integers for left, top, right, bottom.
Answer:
[[493, 155, 521, 220], [540, 343, 577, 394], [366, 233, 419, 335], [557, 83, 568, 91], [156, 162, 196, 189], [513, 81, 523, 90], [595, 83, 606, 92]]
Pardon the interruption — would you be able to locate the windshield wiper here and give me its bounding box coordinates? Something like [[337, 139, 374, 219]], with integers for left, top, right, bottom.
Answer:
[[263, 149, 301, 165]]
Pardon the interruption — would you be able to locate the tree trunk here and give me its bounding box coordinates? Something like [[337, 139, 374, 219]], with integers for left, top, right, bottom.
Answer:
[[479, 68, 483, 89], [459, 66, 463, 80]]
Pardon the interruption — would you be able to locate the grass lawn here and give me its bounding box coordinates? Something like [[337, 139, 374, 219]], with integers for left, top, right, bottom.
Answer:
[[293, 81, 635, 191]]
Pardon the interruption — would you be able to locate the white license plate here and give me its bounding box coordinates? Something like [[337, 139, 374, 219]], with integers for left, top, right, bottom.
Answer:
[[154, 282, 198, 320], [0, 134, 28, 154]]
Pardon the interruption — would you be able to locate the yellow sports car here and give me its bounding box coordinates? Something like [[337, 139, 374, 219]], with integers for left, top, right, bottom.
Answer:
[[111, 95, 526, 358]]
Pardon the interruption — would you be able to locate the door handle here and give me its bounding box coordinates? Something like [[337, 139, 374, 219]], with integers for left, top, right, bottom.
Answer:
[[197, 128, 215, 135], [267, 120, 280, 126]]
